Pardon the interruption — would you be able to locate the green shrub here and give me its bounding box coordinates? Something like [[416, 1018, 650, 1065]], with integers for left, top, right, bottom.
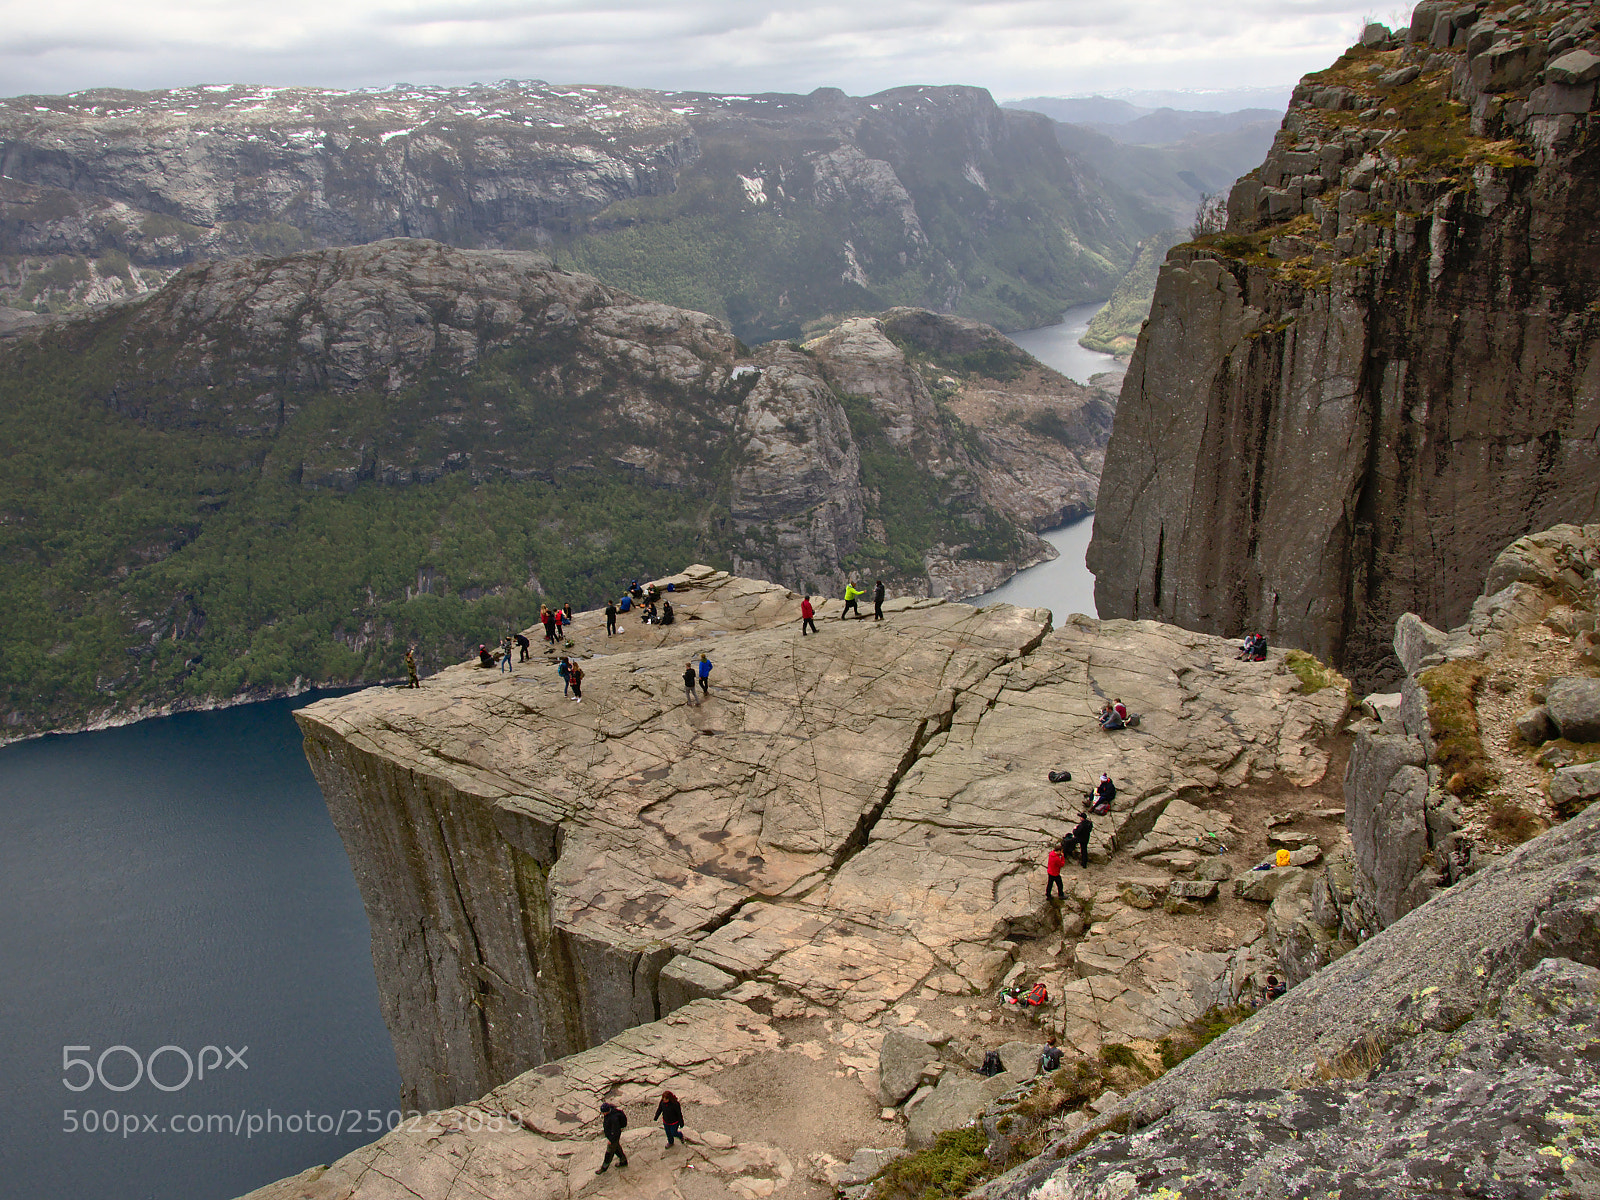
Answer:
[[871, 1127, 990, 1200]]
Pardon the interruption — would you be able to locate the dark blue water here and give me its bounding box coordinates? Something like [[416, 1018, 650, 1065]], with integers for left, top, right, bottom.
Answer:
[[0, 694, 400, 1200]]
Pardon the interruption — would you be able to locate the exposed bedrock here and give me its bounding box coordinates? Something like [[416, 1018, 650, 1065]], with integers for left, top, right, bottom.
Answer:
[[1088, 0, 1600, 685], [296, 568, 1348, 1111]]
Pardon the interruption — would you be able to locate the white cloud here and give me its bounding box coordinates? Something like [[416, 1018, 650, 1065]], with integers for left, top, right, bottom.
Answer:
[[0, 0, 1414, 102]]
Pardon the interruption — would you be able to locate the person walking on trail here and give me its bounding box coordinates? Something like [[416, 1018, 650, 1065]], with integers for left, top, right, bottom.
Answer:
[[595, 1102, 628, 1172], [606, 601, 618, 637], [682, 663, 699, 706], [1045, 843, 1065, 900], [1062, 810, 1093, 868], [405, 647, 420, 689], [515, 631, 531, 662], [558, 656, 572, 697], [568, 660, 584, 703], [696, 653, 712, 698], [500, 634, 515, 673], [841, 581, 864, 620], [800, 595, 817, 636], [654, 1091, 684, 1147], [873, 579, 885, 620]]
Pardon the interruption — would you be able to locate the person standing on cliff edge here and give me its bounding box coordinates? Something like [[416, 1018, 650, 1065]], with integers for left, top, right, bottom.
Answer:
[[800, 595, 817, 635], [697, 653, 713, 698], [841, 581, 864, 620], [683, 663, 699, 706], [606, 600, 618, 637], [596, 1102, 628, 1172], [873, 579, 885, 620], [405, 646, 419, 688]]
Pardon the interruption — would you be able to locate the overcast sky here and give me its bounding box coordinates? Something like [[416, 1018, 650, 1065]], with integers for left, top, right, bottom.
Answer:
[[1, 0, 1416, 104]]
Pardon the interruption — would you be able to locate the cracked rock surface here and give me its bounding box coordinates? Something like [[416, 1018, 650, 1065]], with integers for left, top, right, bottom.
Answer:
[[295, 567, 1348, 1113]]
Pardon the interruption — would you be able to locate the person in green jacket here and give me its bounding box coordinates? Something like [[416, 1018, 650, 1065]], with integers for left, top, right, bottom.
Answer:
[[841, 581, 865, 620]]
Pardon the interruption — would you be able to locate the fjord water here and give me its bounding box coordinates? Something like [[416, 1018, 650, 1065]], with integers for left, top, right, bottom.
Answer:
[[973, 301, 1115, 616], [1006, 300, 1121, 388], [0, 695, 400, 1200]]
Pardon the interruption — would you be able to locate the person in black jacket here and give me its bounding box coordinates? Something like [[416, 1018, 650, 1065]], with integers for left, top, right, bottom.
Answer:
[[655, 1090, 684, 1146], [873, 579, 885, 620], [596, 1102, 628, 1172], [1062, 811, 1093, 868]]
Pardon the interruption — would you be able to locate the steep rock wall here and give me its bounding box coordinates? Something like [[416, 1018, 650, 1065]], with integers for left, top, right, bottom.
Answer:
[[1089, 0, 1600, 683]]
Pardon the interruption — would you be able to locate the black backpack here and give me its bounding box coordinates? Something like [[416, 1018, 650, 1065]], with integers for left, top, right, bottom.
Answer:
[[979, 1050, 1005, 1077]]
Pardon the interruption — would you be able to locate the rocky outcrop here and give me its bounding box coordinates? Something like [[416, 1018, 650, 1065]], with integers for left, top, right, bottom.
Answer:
[[982, 765, 1600, 1199], [293, 567, 1348, 1112], [0, 81, 1156, 334], [1088, 0, 1600, 684], [1338, 522, 1600, 941]]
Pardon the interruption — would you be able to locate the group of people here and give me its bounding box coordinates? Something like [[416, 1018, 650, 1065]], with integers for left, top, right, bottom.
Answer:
[[605, 581, 677, 635], [1098, 699, 1133, 731], [595, 1091, 685, 1173], [682, 654, 713, 705], [802, 579, 886, 632], [1237, 632, 1268, 661], [1044, 773, 1116, 894]]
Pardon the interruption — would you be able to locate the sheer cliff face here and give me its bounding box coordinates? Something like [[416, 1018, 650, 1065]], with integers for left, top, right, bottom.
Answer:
[[1088, 0, 1600, 682]]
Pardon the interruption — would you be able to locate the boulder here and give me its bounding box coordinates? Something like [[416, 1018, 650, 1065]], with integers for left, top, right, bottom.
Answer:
[[833, 1147, 909, 1189], [1287, 845, 1323, 868], [1550, 762, 1600, 819], [877, 1027, 939, 1107], [1167, 879, 1219, 903], [1234, 866, 1306, 903], [905, 1071, 1010, 1147], [1393, 613, 1450, 673], [1360, 22, 1390, 47], [1515, 705, 1554, 745], [1194, 858, 1234, 882], [659, 955, 738, 1014], [1547, 48, 1600, 86], [1266, 829, 1319, 849], [1545, 677, 1600, 742], [1361, 692, 1403, 724]]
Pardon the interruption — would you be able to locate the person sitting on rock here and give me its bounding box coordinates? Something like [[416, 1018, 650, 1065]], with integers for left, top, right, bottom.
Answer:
[[618, 593, 633, 614], [1237, 633, 1257, 659], [1039, 1036, 1063, 1073], [1092, 773, 1116, 814], [1098, 703, 1125, 731], [1112, 699, 1129, 724], [1251, 634, 1268, 662], [1263, 975, 1287, 1002], [478, 643, 495, 669], [660, 599, 675, 625]]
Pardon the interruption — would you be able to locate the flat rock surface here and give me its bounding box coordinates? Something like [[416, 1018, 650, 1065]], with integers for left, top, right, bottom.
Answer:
[[289, 567, 1351, 1137]]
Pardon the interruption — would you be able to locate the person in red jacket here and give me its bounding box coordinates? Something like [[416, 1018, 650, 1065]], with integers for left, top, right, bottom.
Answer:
[[1045, 843, 1065, 899], [800, 595, 817, 636]]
